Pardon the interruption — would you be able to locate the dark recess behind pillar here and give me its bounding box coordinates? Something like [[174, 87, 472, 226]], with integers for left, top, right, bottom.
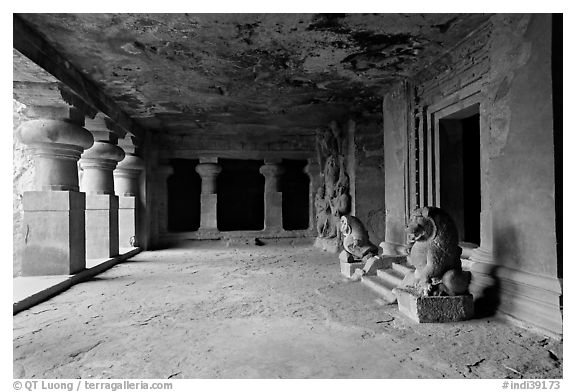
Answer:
[[439, 112, 480, 244], [167, 159, 201, 232], [217, 159, 265, 231], [552, 13, 562, 279], [281, 159, 310, 230]]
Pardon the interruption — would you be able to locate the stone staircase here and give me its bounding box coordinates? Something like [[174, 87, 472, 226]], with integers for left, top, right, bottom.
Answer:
[[361, 261, 415, 304]]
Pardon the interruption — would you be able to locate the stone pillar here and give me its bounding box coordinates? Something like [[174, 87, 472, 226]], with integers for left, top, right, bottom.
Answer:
[[195, 158, 222, 231], [80, 141, 125, 259], [304, 159, 321, 232], [468, 102, 495, 297], [16, 119, 93, 275], [114, 153, 144, 248], [259, 160, 285, 231]]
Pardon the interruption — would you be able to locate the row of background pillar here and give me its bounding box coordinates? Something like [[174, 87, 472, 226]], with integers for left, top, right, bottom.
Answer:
[[155, 158, 297, 236]]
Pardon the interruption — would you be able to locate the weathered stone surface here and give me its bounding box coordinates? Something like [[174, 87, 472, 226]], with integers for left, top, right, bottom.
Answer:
[[263, 192, 282, 230], [118, 196, 136, 248], [17, 119, 94, 192], [114, 154, 144, 196], [340, 260, 365, 278], [313, 237, 339, 253], [85, 194, 119, 259], [80, 141, 125, 195], [13, 100, 35, 277], [405, 207, 470, 296], [362, 255, 393, 276], [22, 191, 86, 276], [338, 250, 353, 263], [393, 286, 474, 323], [340, 215, 378, 260], [16, 14, 491, 137], [200, 194, 218, 230], [13, 243, 562, 379]]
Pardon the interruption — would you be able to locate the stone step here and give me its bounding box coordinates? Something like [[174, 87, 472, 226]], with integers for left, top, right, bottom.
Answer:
[[361, 275, 397, 304], [392, 262, 415, 276], [376, 268, 404, 287]]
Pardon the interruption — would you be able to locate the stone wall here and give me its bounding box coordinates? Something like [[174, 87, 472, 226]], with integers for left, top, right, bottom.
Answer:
[[382, 81, 409, 244], [13, 99, 35, 277], [487, 14, 558, 278], [384, 14, 562, 334], [348, 115, 386, 245]]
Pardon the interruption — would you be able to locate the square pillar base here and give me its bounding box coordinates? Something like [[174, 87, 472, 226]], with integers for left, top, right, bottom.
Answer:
[[22, 191, 86, 276], [119, 196, 136, 248], [86, 194, 119, 259], [200, 194, 218, 230], [393, 286, 474, 323], [264, 192, 282, 230]]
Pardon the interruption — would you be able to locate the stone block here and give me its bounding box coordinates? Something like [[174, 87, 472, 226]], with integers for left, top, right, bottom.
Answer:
[[118, 196, 136, 209], [118, 196, 136, 247], [85, 194, 119, 259], [22, 191, 86, 276], [23, 190, 85, 211], [119, 207, 136, 248], [340, 260, 365, 278], [264, 191, 282, 229], [86, 193, 119, 210], [362, 255, 394, 275], [393, 286, 474, 323], [200, 194, 217, 229]]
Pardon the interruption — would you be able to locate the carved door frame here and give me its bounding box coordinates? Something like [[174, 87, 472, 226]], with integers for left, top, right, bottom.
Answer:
[[408, 81, 486, 231]]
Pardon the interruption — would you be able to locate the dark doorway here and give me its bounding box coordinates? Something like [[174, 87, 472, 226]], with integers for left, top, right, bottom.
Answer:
[[217, 159, 265, 231], [281, 159, 310, 230], [167, 159, 201, 232], [439, 106, 481, 244]]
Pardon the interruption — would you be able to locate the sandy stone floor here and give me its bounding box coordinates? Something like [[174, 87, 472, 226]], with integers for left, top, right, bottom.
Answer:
[[13, 240, 562, 379]]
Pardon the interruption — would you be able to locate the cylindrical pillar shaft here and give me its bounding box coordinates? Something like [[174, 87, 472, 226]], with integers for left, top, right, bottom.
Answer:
[[195, 162, 222, 230], [260, 162, 285, 231], [114, 153, 145, 248], [80, 141, 125, 259]]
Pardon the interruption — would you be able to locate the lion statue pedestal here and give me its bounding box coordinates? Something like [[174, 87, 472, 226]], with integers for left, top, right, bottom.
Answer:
[[392, 206, 474, 323]]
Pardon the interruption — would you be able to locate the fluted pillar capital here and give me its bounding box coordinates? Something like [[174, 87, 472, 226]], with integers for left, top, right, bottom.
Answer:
[[79, 141, 125, 195], [114, 153, 145, 197], [195, 163, 222, 195], [260, 162, 285, 192], [16, 119, 94, 191]]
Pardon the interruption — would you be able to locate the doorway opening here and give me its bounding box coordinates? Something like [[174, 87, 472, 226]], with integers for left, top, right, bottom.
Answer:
[[438, 105, 481, 245], [217, 159, 264, 231], [167, 159, 201, 232], [281, 159, 310, 230]]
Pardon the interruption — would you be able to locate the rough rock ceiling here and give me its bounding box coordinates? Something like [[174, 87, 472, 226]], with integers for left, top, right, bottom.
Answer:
[[17, 13, 490, 134]]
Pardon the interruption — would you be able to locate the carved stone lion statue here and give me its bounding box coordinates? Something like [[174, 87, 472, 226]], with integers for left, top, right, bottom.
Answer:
[[340, 215, 378, 260], [404, 206, 471, 296]]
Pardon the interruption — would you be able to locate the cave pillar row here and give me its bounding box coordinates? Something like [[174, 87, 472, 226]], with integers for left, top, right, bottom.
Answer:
[[16, 117, 94, 275], [259, 160, 285, 231], [195, 157, 222, 231], [79, 139, 125, 259]]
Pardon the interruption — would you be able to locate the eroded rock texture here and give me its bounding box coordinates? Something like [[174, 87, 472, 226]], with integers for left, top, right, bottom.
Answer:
[[17, 13, 491, 135]]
